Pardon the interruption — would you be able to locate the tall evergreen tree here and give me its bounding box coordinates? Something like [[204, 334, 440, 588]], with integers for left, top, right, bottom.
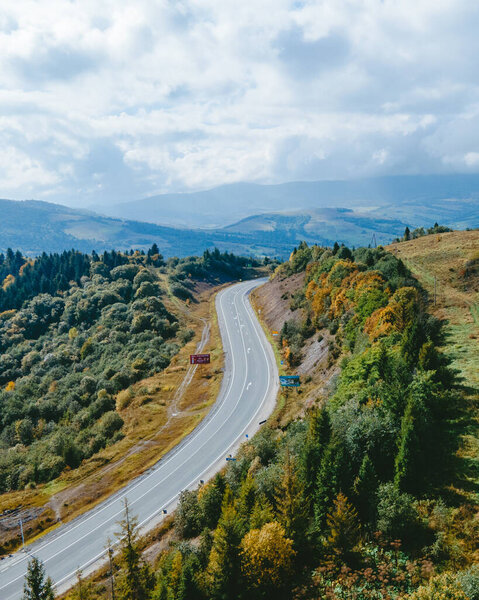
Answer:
[[314, 439, 349, 535], [22, 557, 55, 600], [324, 493, 362, 566], [300, 407, 331, 509], [115, 499, 154, 600], [353, 453, 379, 525], [206, 493, 243, 599], [275, 447, 307, 550], [394, 386, 430, 495]]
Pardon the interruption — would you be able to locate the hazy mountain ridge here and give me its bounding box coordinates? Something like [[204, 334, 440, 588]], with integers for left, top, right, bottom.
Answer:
[[101, 174, 479, 228]]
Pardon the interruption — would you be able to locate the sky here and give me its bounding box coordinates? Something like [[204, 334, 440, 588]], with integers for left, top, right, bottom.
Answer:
[[1, 0, 479, 207]]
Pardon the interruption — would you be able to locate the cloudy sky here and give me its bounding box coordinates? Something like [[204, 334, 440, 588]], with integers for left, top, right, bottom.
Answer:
[[1, 0, 479, 207]]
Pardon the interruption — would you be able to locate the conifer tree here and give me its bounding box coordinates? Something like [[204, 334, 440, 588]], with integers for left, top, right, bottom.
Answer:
[[394, 394, 429, 495], [324, 493, 361, 565], [353, 453, 378, 525], [178, 554, 203, 600], [235, 474, 256, 528], [115, 499, 154, 600], [206, 492, 243, 599], [300, 407, 331, 508], [22, 557, 55, 600], [275, 447, 307, 549], [314, 439, 348, 535], [250, 495, 275, 530]]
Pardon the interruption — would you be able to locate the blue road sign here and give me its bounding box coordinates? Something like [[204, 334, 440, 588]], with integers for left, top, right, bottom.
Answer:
[[280, 375, 300, 387], [226, 457, 237, 462]]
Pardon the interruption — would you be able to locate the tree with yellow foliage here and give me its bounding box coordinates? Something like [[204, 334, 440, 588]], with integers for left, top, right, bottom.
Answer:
[[240, 521, 295, 599], [5, 380, 15, 391], [2, 273, 15, 290], [408, 572, 468, 600], [324, 493, 362, 566]]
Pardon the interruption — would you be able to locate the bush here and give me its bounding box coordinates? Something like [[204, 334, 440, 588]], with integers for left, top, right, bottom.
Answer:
[[97, 411, 124, 439], [175, 490, 203, 538], [376, 483, 418, 542]]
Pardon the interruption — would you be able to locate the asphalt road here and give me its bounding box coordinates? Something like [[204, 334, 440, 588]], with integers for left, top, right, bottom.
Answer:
[[0, 279, 278, 600]]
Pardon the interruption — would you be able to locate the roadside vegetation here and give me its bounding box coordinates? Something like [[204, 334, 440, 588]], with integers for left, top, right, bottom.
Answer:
[[0, 245, 268, 553], [54, 238, 478, 600]]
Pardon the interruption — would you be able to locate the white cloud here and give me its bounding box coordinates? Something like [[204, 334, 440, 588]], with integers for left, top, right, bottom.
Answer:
[[0, 0, 478, 205]]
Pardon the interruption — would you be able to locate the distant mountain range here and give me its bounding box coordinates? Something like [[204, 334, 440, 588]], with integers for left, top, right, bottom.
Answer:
[[2, 174, 479, 258], [100, 174, 479, 228], [0, 199, 409, 258]]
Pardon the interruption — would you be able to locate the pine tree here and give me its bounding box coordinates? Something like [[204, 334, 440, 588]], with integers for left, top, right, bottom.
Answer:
[[300, 408, 331, 509], [70, 569, 95, 600], [314, 439, 349, 535], [22, 557, 55, 600], [324, 493, 361, 565], [178, 554, 203, 600], [169, 551, 183, 599], [394, 392, 429, 495], [404, 226, 411, 241], [235, 474, 256, 528], [115, 499, 154, 600], [275, 448, 307, 549], [353, 453, 378, 525], [250, 496, 275, 530], [206, 496, 243, 599]]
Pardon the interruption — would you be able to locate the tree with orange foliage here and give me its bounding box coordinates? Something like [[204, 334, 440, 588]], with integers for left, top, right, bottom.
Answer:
[[365, 286, 420, 340]]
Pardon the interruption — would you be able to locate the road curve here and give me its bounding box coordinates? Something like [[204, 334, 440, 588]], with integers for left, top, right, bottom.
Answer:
[[0, 279, 278, 600]]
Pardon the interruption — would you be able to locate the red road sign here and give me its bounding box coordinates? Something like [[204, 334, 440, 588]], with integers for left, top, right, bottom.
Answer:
[[190, 354, 211, 365]]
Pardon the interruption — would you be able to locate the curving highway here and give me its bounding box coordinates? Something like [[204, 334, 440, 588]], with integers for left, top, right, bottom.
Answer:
[[0, 279, 278, 600]]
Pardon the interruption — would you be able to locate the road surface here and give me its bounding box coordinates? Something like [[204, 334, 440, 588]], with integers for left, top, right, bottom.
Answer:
[[0, 279, 278, 599]]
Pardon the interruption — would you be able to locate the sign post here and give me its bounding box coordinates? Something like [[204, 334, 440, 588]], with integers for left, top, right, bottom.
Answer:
[[190, 354, 211, 365], [279, 375, 301, 387]]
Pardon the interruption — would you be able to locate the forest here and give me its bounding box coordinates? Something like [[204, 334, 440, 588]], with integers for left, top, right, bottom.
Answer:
[[0, 246, 260, 495], [33, 241, 475, 600]]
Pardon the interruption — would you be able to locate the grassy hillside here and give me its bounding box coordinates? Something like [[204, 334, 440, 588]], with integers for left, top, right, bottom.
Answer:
[[388, 230, 479, 527], [388, 230, 479, 388], [225, 207, 408, 247]]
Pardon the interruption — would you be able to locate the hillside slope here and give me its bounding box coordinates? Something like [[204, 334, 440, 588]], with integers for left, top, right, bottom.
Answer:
[[388, 230, 479, 388], [226, 207, 408, 247]]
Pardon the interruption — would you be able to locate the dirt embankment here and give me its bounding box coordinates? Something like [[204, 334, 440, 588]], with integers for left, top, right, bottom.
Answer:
[[253, 271, 305, 332], [252, 272, 339, 420]]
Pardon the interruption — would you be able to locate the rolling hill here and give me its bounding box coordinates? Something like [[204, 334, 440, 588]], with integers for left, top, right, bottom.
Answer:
[[0, 199, 409, 258], [225, 207, 408, 247]]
